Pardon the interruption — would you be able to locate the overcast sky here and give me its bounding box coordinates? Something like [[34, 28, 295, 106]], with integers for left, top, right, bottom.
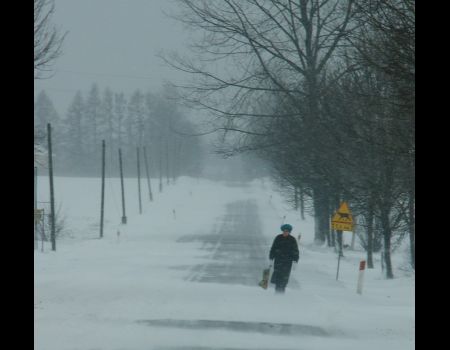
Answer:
[[34, 0, 192, 117]]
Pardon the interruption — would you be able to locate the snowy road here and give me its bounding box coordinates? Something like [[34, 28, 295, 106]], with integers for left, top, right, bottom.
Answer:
[[35, 177, 414, 350], [139, 199, 322, 341], [182, 200, 272, 286]]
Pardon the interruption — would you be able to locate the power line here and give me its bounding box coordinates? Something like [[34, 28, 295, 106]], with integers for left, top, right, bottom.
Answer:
[[34, 87, 81, 94], [54, 69, 158, 80]]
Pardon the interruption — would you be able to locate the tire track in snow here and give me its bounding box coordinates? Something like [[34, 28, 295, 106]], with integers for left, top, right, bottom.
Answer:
[[183, 200, 268, 286]]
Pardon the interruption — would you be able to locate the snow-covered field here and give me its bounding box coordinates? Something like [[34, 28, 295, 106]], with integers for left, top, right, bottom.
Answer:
[[34, 176, 414, 350]]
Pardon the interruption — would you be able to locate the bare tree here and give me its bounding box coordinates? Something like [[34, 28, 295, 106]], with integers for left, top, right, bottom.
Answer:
[[347, 0, 415, 274], [166, 0, 357, 244], [34, 0, 67, 79], [163, 0, 413, 277]]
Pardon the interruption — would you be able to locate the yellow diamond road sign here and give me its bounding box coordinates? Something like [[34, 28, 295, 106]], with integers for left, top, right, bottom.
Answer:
[[331, 202, 353, 231]]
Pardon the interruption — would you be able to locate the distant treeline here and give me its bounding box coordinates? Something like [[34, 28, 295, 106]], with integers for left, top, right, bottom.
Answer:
[[34, 84, 204, 178]]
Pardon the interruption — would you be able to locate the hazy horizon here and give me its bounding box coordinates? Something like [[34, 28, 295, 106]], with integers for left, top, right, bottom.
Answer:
[[34, 0, 192, 117]]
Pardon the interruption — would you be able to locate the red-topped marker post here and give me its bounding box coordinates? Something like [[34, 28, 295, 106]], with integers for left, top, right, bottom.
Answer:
[[357, 260, 366, 294]]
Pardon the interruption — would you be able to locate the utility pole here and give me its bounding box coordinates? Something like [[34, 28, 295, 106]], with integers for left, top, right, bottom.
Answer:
[[34, 167, 38, 250], [47, 123, 56, 251], [159, 136, 163, 193], [41, 211, 45, 252], [100, 140, 105, 238], [137, 147, 142, 214], [143, 146, 153, 201], [166, 139, 170, 185], [118, 148, 127, 224]]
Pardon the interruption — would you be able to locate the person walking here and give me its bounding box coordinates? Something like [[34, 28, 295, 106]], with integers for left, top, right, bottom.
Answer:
[[269, 224, 299, 293]]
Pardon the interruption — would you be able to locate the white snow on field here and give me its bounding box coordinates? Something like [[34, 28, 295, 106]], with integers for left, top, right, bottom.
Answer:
[[34, 176, 414, 350]]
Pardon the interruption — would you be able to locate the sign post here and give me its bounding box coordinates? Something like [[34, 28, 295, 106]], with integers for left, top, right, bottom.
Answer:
[[331, 202, 354, 281], [336, 237, 342, 281]]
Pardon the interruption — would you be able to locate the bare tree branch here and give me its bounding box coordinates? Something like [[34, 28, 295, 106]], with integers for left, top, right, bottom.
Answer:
[[34, 0, 67, 79]]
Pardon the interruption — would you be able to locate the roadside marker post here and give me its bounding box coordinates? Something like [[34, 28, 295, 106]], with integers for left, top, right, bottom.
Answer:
[[357, 260, 366, 294]]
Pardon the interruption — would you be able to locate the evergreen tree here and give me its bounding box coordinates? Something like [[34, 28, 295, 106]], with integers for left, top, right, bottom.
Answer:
[[34, 90, 60, 148], [100, 87, 115, 162], [64, 91, 85, 174], [128, 90, 145, 146], [114, 92, 127, 154], [34, 90, 65, 172], [125, 90, 145, 174], [84, 83, 102, 173]]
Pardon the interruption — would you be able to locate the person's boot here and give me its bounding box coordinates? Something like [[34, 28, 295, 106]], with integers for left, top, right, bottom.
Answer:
[[275, 286, 285, 294]]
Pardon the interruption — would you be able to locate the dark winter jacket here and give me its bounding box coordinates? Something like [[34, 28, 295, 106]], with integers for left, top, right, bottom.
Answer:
[[269, 234, 299, 263]]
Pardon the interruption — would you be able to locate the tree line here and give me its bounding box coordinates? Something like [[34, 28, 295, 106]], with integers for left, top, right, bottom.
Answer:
[[167, 0, 414, 277], [34, 84, 204, 180]]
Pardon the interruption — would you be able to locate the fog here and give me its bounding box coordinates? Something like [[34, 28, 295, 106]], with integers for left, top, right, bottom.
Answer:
[[34, 0, 192, 116], [34, 0, 267, 182], [34, 2, 415, 349]]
